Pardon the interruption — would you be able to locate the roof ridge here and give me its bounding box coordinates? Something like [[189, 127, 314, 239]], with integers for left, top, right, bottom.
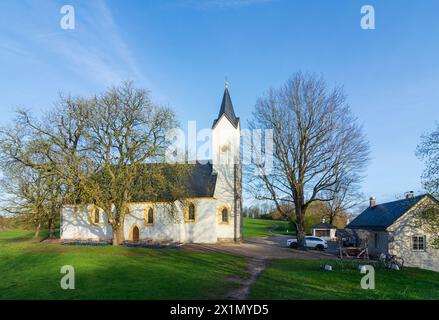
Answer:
[[375, 193, 427, 206]]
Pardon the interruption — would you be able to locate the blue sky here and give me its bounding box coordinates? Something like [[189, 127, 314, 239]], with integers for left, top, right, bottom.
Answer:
[[1, 0, 439, 208]]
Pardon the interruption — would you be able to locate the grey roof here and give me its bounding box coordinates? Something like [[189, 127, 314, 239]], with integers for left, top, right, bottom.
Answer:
[[347, 194, 429, 230], [73, 162, 217, 205], [212, 87, 239, 128], [132, 162, 217, 202], [181, 162, 217, 198], [312, 222, 337, 229]]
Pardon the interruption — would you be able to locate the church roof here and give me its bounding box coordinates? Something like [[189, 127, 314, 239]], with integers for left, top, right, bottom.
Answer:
[[75, 162, 218, 205], [212, 87, 239, 128], [131, 162, 217, 202]]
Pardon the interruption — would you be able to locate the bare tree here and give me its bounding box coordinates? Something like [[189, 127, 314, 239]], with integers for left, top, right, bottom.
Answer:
[[321, 177, 364, 225], [416, 123, 439, 247], [249, 72, 370, 249], [0, 138, 66, 238], [0, 94, 89, 238]]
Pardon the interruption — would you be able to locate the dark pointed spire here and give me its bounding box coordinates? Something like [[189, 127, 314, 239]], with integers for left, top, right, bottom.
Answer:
[[212, 83, 239, 128]]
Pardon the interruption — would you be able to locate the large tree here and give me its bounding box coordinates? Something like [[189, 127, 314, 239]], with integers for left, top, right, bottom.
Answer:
[[76, 83, 183, 245], [249, 73, 370, 249], [0, 83, 188, 245]]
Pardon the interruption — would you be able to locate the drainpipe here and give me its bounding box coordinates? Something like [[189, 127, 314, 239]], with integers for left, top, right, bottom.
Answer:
[[234, 163, 242, 242], [234, 163, 238, 242]]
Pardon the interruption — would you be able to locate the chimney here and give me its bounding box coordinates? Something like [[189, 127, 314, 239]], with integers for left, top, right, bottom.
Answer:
[[405, 191, 415, 199], [369, 197, 377, 207]]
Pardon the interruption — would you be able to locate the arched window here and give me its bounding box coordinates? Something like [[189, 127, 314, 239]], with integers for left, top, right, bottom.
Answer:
[[94, 208, 100, 224], [188, 203, 196, 221], [221, 208, 229, 223], [147, 207, 154, 224]]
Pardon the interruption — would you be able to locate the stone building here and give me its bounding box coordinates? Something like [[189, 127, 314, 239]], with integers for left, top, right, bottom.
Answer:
[[347, 193, 439, 272]]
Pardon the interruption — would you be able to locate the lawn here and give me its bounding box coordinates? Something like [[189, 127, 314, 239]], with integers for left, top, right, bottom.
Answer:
[[243, 217, 295, 238], [3, 229, 438, 300], [0, 229, 248, 300], [249, 259, 439, 300]]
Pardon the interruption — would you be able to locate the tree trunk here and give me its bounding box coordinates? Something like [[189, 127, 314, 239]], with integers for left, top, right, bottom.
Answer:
[[329, 214, 334, 225], [295, 209, 307, 250], [294, 190, 307, 250], [48, 218, 54, 238], [34, 221, 41, 239], [112, 224, 125, 246]]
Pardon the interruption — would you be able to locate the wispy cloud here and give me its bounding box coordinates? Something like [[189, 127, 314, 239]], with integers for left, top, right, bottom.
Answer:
[[81, 0, 147, 85], [0, 0, 146, 87]]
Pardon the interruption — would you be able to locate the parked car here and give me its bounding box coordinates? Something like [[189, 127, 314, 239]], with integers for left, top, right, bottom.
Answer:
[[287, 236, 328, 251]]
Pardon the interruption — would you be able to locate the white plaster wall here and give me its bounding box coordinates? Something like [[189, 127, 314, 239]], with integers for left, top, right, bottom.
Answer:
[[123, 200, 220, 243], [212, 116, 242, 240], [61, 205, 112, 240], [61, 199, 237, 243], [212, 116, 240, 168], [215, 201, 236, 240], [330, 229, 336, 240]]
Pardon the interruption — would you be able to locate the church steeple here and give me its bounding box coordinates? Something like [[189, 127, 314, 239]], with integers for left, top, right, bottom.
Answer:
[[212, 84, 239, 129]]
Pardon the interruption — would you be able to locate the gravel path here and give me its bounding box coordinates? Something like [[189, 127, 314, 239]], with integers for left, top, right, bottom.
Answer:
[[184, 235, 337, 300]]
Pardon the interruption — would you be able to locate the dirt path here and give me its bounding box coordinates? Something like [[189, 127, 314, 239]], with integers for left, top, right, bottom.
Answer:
[[185, 237, 337, 300], [225, 258, 268, 300]]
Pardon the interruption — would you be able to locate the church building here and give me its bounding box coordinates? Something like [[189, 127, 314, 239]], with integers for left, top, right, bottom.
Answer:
[[60, 85, 243, 244]]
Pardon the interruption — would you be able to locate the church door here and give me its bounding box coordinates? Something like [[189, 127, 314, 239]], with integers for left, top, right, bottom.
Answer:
[[132, 226, 140, 242]]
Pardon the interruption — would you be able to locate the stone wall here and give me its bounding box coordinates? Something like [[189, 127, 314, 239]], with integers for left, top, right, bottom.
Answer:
[[387, 198, 439, 272]]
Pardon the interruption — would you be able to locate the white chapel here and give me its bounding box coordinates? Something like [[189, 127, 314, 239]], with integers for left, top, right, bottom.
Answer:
[[60, 86, 243, 244]]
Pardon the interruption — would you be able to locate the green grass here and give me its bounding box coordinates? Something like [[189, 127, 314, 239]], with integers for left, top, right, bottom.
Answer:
[[0, 229, 248, 300], [250, 259, 439, 300], [3, 229, 438, 300], [243, 217, 295, 238]]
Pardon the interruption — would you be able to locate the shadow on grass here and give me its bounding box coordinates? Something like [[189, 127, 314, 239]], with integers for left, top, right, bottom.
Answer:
[[0, 231, 249, 300]]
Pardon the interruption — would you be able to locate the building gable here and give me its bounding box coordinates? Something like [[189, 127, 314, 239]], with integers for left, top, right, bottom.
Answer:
[[347, 194, 430, 231]]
